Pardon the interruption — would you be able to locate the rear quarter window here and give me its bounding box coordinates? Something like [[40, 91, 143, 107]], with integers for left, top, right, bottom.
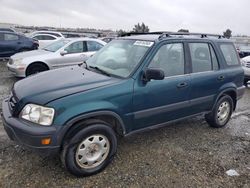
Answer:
[[220, 44, 239, 66]]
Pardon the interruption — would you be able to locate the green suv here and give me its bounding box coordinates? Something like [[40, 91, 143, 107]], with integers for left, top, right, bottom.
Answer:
[[1, 32, 245, 176]]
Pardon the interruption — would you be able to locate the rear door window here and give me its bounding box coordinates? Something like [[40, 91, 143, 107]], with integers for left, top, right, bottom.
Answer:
[[189, 43, 212, 73], [220, 44, 239, 65]]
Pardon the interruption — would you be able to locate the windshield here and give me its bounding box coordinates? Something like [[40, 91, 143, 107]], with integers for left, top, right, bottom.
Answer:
[[43, 39, 70, 52], [86, 39, 153, 78]]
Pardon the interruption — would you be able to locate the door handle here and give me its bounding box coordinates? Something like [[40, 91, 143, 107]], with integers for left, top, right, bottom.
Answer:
[[217, 75, 225, 81], [177, 82, 188, 88]]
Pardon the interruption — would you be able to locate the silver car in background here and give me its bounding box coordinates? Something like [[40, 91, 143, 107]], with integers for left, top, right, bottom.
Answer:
[[7, 38, 106, 77]]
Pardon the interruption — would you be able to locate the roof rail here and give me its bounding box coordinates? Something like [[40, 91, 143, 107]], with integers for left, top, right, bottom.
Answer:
[[158, 32, 224, 39], [121, 31, 224, 39]]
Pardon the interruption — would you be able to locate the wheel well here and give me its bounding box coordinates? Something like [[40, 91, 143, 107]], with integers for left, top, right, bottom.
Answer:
[[26, 62, 49, 75], [221, 90, 237, 110], [62, 115, 125, 146]]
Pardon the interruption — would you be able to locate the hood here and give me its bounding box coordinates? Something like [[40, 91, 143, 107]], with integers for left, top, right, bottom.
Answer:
[[13, 66, 119, 106], [11, 49, 51, 59], [242, 56, 250, 61]]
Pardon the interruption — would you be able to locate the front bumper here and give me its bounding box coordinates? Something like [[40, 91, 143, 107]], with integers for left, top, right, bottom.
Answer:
[[1, 98, 61, 156], [7, 62, 26, 77]]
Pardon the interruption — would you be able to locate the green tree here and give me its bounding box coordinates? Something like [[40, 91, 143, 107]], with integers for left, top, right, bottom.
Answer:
[[132, 22, 150, 33], [117, 29, 127, 37], [223, 29, 232, 39]]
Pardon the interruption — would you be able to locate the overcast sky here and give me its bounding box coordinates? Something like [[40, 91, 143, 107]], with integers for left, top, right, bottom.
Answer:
[[0, 0, 249, 35]]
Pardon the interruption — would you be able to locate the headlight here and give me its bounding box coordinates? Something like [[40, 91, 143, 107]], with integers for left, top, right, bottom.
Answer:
[[20, 104, 55, 126], [13, 58, 23, 65]]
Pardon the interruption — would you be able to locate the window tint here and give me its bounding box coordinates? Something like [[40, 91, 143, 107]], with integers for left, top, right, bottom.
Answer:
[[189, 43, 212, 73], [149, 43, 184, 77], [43, 35, 56, 40], [65, 41, 87, 53], [209, 45, 219, 70], [220, 44, 239, 65], [87, 41, 103, 51], [4, 34, 18, 41]]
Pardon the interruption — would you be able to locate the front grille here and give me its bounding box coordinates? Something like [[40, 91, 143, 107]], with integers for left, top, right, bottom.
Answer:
[[8, 92, 18, 115]]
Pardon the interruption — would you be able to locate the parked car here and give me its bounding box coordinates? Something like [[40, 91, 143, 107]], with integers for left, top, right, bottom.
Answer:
[[7, 38, 106, 77], [100, 37, 115, 43], [62, 33, 81, 38], [0, 31, 39, 58], [32, 34, 61, 49], [241, 56, 250, 84], [238, 46, 250, 58], [1, 32, 245, 177], [0, 28, 15, 32], [28, 31, 64, 38]]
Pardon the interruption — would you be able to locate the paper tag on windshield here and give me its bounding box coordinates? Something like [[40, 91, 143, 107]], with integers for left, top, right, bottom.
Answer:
[[134, 41, 154, 47]]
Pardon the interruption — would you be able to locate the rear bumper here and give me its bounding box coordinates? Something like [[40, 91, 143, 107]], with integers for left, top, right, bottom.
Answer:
[[1, 98, 61, 156]]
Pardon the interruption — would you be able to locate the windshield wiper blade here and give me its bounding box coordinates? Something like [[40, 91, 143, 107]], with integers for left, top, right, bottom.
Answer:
[[89, 65, 110, 77]]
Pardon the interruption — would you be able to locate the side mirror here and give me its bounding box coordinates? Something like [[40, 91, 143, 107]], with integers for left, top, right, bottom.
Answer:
[[143, 68, 165, 82], [60, 50, 68, 56]]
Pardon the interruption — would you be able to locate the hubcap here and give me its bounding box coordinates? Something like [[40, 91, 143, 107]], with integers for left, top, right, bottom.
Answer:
[[217, 101, 230, 124], [75, 134, 110, 169]]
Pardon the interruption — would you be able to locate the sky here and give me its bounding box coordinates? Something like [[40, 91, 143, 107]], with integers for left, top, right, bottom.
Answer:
[[0, 0, 249, 35]]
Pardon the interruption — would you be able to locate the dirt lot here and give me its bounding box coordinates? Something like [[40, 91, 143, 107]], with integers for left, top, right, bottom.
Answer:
[[0, 60, 249, 188]]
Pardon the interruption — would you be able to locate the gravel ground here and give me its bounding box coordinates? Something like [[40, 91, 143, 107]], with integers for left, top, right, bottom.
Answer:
[[0, 60, 249, 188]]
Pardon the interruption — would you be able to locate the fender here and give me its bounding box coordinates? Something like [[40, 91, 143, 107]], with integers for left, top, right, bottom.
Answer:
[[56, 110, 127, 145], [212, 87, 237, 111]]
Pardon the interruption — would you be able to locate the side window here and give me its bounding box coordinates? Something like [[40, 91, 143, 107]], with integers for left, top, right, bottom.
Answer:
[[209, 45, 219, 70], [65, 41, 87, 54], [149, 43, 185, 77], [220, 44, 239, 65], [87, 41, 103, 51], [43, 35, 56, 40], [33, 35, 43, 40], [189, 43, 212, 73], [4, 34, 18, 41]]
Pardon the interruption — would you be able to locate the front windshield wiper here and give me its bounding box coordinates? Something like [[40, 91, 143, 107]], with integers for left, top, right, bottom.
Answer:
[[89, 65, 111, 77], [82, 61, 89, 70], [43, 48, 51, 52]]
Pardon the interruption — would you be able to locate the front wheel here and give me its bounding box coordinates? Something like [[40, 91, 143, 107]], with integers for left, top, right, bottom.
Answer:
[[26, 63, 48, 76], [205, 95, 233, 128], [61, 123, 117, 177]]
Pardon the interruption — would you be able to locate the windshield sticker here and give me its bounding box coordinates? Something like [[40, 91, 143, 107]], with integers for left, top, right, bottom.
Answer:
[[134, 41, 154, 47]]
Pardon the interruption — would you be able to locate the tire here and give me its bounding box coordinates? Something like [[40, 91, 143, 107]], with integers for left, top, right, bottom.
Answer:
[[205, 95, 234, 128], [244, 79, 249, 86], [61, 122, 117, 177], [26, 63, 48, 76]]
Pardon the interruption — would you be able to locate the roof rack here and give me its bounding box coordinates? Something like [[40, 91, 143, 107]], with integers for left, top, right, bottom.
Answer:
[[121, 31, 225, 39]]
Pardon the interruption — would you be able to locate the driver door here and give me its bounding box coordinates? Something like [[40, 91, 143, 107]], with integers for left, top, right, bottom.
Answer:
[[50, 41, 88, 69], [133, 42, 191, 130]]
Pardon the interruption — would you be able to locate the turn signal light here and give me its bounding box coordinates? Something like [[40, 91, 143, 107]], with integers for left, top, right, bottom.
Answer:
[[41, 138, 51, 145]]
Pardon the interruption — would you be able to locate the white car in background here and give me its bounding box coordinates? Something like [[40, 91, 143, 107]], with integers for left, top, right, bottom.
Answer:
[[28, 31, 64, 38], [241, 56, 250, 85], [7, 38, 106, 77], [32, 34, 62, 49]]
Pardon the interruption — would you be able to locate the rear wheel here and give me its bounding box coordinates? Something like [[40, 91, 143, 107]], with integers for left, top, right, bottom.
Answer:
[[26, 63, 48, 76], [61, 122, 117, 177], [205, 95, 233, 128]]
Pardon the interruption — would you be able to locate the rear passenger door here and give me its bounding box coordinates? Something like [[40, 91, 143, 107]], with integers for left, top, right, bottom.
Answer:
[[188, 42, 224, 113], [0, 33, 19, 57]]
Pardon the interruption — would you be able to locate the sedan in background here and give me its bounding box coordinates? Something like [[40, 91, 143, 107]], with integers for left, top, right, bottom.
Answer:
[[32, 34, 62, 49], [0, 31, 39, 58], [241, 56, 250, 85], [7, 38, 106, 77]]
